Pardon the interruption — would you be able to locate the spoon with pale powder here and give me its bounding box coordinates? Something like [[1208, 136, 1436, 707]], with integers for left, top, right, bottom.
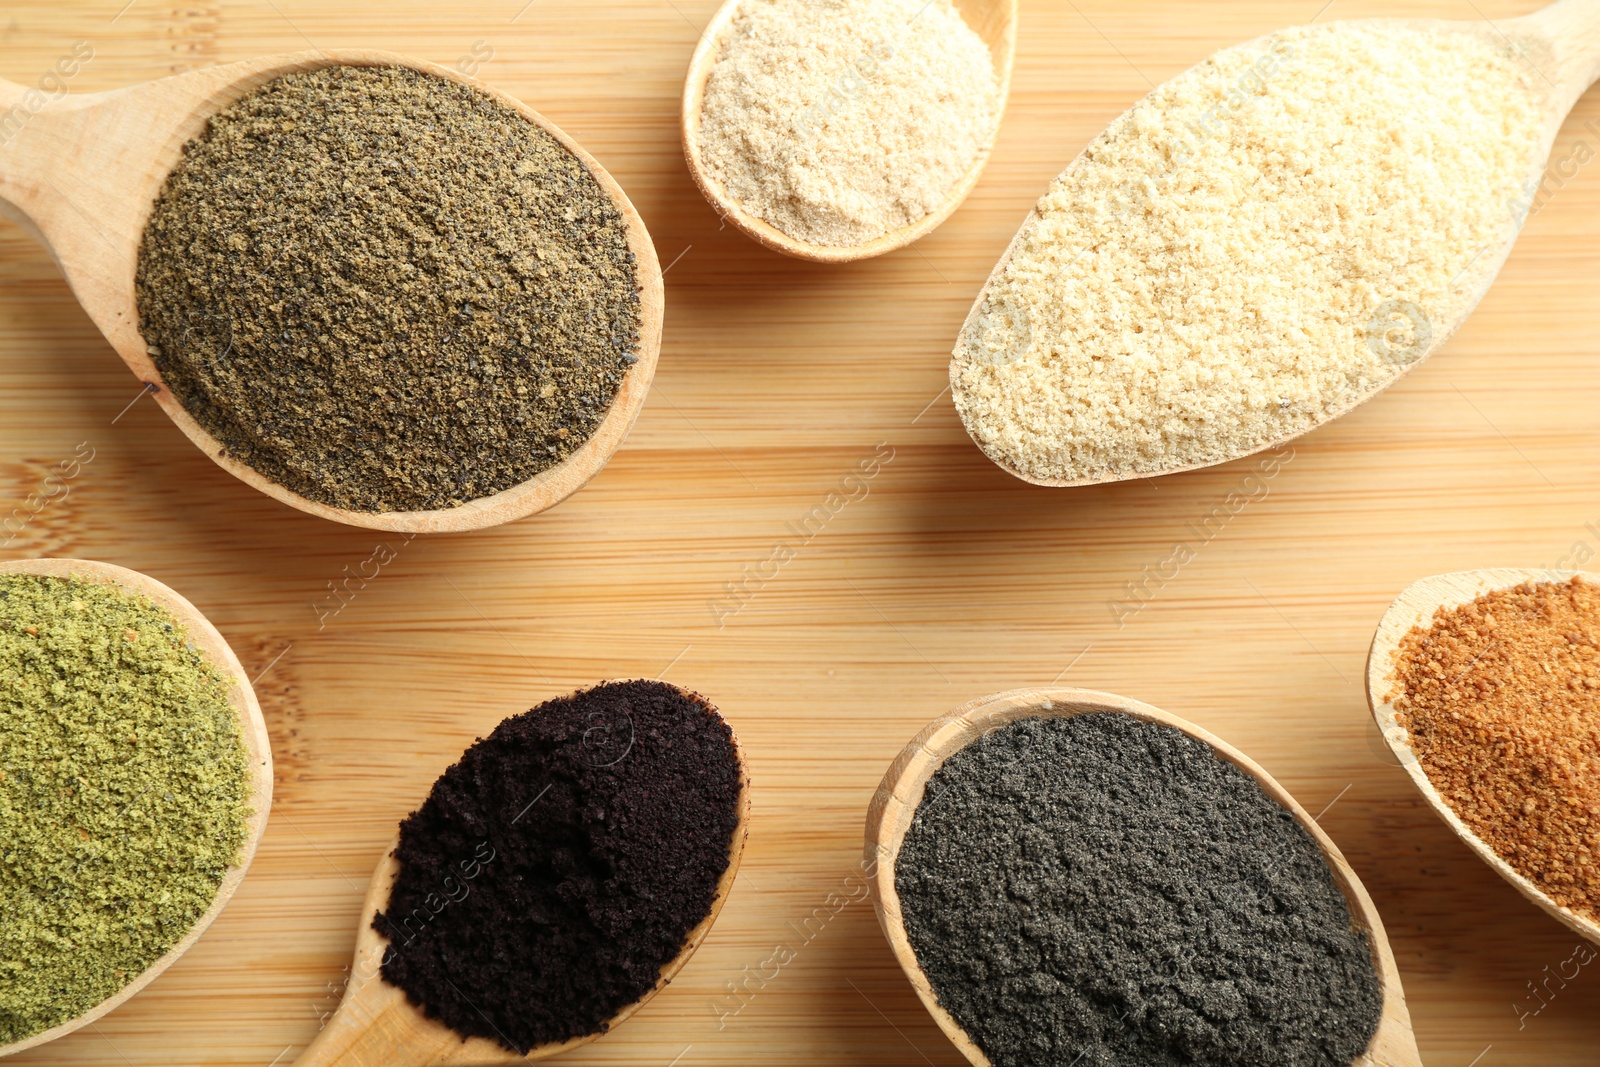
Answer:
[[682, 0, 1015, 262], [953, 2, 1600, 486]]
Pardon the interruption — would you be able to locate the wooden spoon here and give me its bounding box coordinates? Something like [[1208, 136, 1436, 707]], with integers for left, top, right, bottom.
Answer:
[[294, 689, 751, 1066], [0, 50, 663, 533], [0, 557, 272, 1060], [1367, 568, 1600, 947], [952, 0, 1600, 487], [681, 0, 1016, 262], [866, 686, 1421, 1067]]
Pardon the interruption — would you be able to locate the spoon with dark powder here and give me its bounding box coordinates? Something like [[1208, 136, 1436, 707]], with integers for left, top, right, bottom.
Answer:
[[0, 51, 662, 531], [295, 679, 749, 1066], [867, 686, 1422, 1067]]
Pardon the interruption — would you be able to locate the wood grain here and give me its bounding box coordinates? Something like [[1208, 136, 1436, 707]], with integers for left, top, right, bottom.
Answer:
[[3, 0, 1600, 1064]]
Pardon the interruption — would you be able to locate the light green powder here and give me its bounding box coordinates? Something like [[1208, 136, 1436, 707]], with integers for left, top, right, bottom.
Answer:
[[0, 573, 252, 1043]]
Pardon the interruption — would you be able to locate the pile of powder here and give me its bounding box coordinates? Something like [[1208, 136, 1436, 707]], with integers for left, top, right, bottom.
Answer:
[[0, 573, 252, 1044], [696, 0, 1001, 247], [137, 64, 642, 514], [1390, 577, 1600, 919], [952, 22, 1544, 483], [373, 679, 744, 1051], [896, 713, 1382, 1067]]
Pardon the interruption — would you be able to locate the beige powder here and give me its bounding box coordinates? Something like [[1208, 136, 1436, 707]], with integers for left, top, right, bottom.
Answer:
[[697, 0, 1001, 248], [952, 22, 1545, 483]]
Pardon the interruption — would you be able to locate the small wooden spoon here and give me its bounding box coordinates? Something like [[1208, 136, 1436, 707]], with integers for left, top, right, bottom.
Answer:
[[295, 690, 751, 1066], [866, 686, 1421, 1067], [1367, 568, 1600, 947], [0, 50, 663, 533], [681, 0, 1016, 262], [0, 557, 272, 1060], [953, 0, 1600, 487]]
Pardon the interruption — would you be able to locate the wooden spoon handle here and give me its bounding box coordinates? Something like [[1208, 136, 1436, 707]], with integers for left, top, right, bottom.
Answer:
[[1508, 0, 1600, 112], [0, 75, 122, 254], [293, 968, 437, 1067]]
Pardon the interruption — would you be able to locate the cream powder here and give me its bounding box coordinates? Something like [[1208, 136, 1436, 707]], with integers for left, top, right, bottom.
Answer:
[[952, 22, 1545, 483], [698, 0, 1002, 248]]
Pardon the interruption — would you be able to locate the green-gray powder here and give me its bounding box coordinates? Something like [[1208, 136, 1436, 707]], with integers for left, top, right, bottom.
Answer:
[[0, 573, 252, 1044], [895, 713, 1383, 1067], [136, 64, 642, 514]]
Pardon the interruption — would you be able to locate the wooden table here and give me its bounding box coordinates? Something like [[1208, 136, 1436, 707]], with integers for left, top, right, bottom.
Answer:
[[3, 1, 1598, 1063]]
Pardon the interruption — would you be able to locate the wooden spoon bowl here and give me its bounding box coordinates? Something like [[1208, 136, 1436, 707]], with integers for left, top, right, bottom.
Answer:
[[952, 0, 1600, 486], [0, 50, 663, 533], [1367, 568, 1600, 947], [295, 687, 750, 1066], [0, 558, 272, 1060], [681, 0, 1016, 262], [866, 686, 1421, 1067]]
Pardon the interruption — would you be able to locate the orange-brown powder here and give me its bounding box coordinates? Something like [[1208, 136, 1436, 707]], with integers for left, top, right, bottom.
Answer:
[[1391, 577, 1600, 919]]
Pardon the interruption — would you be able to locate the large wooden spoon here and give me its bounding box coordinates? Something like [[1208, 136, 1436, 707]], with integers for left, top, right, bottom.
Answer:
[[866, 686, 1421, 1067], [681, 0, 1016, 262], [0, 557, 272, 1059], [0, 50, 663, 533], [1367, 568, 1600, 947], [952, 0, 1600, 487], [294, 689, 750, 1066]]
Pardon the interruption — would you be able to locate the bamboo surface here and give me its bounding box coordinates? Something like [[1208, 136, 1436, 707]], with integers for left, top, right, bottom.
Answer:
[[3, 0, 1600, 1063]]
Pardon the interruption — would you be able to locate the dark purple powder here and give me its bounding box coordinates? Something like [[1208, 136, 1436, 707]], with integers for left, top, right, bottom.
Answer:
[[373, 679, 743, 1051]]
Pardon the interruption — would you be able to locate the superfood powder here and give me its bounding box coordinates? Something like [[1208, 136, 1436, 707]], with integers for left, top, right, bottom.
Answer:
[[697, 0, 1001, 247], [1390, 576, 1600, 920], [137, 64, 642, 514], [952, 22, 1543, 483], [373, 679, 744, 1051], [896, 713, 1382, 1067], [0, 573, 252, 1044]]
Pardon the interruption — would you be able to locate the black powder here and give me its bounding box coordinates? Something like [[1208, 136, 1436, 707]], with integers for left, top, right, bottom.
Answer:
[[895, 713, 1383, 1067], [372, 679, 742, 1051], [136, 64, 641, 513]]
